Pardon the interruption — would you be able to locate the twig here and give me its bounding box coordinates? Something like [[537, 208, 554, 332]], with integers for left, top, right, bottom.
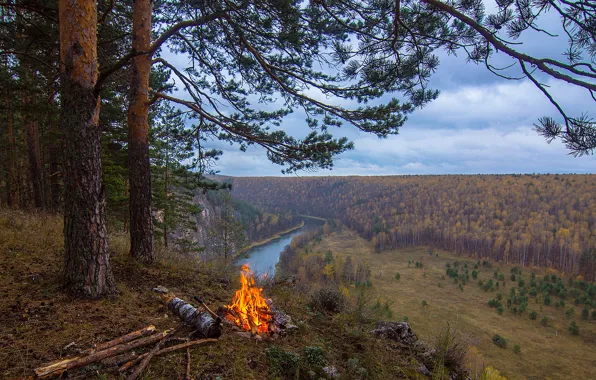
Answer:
[[119, 339, 218, 373], [34, 331, 168, 378], [126, 323, 185, 380], [185, 347, 191, 380]]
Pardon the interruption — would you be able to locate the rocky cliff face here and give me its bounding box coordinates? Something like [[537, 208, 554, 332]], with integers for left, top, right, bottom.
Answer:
[[167, 190, 243, 258]]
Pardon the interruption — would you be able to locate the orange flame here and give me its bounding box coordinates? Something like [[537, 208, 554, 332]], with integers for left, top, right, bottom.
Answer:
[[226, 264, 273, 334]]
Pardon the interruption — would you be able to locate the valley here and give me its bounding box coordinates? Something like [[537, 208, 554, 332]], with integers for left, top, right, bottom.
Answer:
[[310, 228, 596, 380]]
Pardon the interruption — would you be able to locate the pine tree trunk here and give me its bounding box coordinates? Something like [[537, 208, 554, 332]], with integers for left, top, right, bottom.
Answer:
[[60, 0, 115, 297], [25, 119, 43, 209], [6, 89, 17, 207], [48, 92, 62, 211], [128, 0, 154, 263], [164, 163, 168, 248], [3, 3, 17, 207]]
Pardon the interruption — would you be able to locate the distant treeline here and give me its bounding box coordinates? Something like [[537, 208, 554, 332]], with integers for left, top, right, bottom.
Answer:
[[231, 175, 596, 281]]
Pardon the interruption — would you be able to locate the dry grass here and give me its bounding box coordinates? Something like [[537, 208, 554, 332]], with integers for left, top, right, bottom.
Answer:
[[0, 210, 428, 379], [315, 229, 596, 380]]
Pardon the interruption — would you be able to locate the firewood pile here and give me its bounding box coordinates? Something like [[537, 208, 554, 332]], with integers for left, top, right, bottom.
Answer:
[[33, 266, 296, 378], [33, 292, 220, 379]]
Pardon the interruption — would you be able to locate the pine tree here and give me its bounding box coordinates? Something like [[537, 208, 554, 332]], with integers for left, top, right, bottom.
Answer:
[[59, 0, 115, 297]]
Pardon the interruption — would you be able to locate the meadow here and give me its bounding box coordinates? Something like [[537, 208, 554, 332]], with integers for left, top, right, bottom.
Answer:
[[315, 229, 596, 380]]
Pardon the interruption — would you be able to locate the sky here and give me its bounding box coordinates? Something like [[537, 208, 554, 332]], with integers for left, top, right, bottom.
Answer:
[[166, 4, 596, 177]]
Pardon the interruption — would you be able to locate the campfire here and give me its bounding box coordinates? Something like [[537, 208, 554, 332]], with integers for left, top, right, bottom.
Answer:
[[224, 264, 274, 334]]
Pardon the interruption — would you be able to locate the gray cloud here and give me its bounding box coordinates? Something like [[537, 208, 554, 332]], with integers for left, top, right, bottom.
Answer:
[[160, 9, 595, 177]]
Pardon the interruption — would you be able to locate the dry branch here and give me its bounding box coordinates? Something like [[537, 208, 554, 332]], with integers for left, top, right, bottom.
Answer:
[[84, 325, 155, 354], [185, 347, 191, 380], [119, 339, 217, 373], [34, 331, 167, 378], [126, 323, 185, 380]]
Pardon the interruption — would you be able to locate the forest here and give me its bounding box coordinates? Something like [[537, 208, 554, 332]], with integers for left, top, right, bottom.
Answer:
[[1, 0, 595, 298], [231, 174, 596, 280], [1, 1, 596, 378]]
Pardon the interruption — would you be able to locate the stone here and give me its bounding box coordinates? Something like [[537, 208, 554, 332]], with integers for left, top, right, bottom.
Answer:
[[370, 321, 418, 346]]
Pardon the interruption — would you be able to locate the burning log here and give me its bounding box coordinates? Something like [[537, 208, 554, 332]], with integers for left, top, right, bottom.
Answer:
[[221, 264, 297, 336], [225, 264, 274, 334], [168, 297, 222, 339]]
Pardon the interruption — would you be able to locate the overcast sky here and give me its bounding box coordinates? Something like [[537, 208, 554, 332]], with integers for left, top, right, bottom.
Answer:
[[167, 5, 596, 177]]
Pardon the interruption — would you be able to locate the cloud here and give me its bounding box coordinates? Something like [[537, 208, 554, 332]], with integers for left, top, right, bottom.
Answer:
[[157, 9, 595, 177]]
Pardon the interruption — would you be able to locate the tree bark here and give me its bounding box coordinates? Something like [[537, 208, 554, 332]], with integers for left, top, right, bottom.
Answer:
[[3, 4, 17, 207], [25, 119, 43, 209], [47, 88, 62, 211], [128, 0, 154, 263], [60, 0, 115, 297], [164, 162, 168, 248], [5, 87, 17, 206]]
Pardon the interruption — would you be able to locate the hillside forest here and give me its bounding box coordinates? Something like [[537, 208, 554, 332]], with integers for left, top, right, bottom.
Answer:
[[231, 175, 596, 280]]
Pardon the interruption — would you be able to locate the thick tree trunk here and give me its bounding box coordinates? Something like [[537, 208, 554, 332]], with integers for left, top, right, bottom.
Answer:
[[128, 0, 154, 263], [60, 0, 115, 297]]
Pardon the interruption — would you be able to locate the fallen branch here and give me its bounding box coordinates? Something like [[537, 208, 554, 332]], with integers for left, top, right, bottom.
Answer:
[[126, 323, 185, 380], [84, 325, 155, 354], [100, 351, 139, 367], [185, 347, 191, 380], [119, 339, 218, 373], [34, 331, 168, 379]]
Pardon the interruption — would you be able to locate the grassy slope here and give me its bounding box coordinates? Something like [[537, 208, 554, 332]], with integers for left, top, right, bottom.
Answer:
[[0, 211, 425, 379], [316, 229, 596, 380]]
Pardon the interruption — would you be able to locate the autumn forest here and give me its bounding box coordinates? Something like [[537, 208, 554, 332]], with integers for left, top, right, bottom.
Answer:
[[231, 175, 596, 281]]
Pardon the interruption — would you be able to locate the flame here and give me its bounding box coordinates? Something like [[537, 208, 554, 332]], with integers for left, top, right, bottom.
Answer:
[[226, 264, 273, 334]]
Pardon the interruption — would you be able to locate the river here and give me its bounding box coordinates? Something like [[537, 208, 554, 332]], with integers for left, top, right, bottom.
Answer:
[[235, 218, 323, 277]]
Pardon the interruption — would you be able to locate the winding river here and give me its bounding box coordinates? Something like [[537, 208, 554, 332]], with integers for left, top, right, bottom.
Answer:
[[235, 218, 323, 276]]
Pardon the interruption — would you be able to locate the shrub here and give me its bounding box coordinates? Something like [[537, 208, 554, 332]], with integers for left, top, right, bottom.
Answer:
[[565, 307, 575, 318], [510, 273, 516, 281], [395, 272, 400, 281], [482, 366, 506, 380], [497, 306, 504, 314], [518, 278, 525, 288], [581, 306, 589, 320], [303, 346, 326, 367], [529, 310, 538, 320], [403, 315, 409, 322], [472, 270, 478, 279], [266, 346, 300, 378], [432, 322, 469, 378], [513, 344, 521, 354], [569, 321, 580, 335], [544, 294, 551, 305], [422, 300, 428, 308], [309, 287, 345, 314], [492, 334, 508, 348], [541, 316, 549, 326]]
